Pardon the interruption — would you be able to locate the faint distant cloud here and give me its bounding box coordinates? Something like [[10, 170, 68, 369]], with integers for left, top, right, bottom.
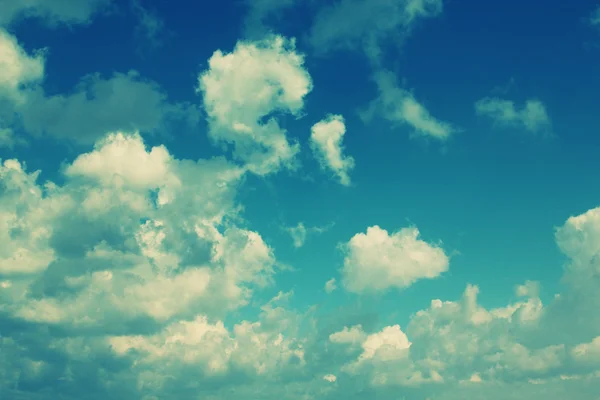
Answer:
[[308, 0, 443, 64], [285, 221, 334, 248], [0, 0, 112, 27], [360, 69, 456, 140], [131, 0, 167, 55], [243, 0, 298, 39], [590, 5, 600, 27], [475, 96, 551, 135]]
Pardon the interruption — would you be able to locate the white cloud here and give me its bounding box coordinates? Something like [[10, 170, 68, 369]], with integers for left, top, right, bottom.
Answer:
[[0, 126, 26, 148], [325, 277, 337, 293], [285, 221, 333, 248], [361, 70, 455, 140], [0, 132, 274, 332], [329, 324, 367, 345], [309, 0, 443, 61], [0, 29, 44, 103], [323, 373, 337, 382], [197, 36, 312, 175], [65, 132, 178, 189], [475, 97, 551, 134], [286, 222, 308, 248], [310, 114, 355, 185], [341, 225, 449, 293]]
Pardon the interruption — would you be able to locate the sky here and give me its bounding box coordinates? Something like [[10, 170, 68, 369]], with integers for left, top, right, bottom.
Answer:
[[1, 0, 600, 399]]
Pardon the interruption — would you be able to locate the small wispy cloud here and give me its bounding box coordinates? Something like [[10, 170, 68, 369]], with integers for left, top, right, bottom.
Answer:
[[590, 5, 600, 27], [361, 70, 456, 140], [475, 96, 551, 135], [285, 221, 334, 248], [131, 0, 166, 55]]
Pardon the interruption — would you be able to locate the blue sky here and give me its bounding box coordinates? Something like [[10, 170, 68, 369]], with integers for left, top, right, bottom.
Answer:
[[1, 0, 600, 399]]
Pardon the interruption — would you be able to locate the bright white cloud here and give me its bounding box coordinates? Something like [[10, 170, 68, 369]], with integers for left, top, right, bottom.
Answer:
[[65, 132, 179, 190], [362, 70, 455, 139], [475, 96, 551, 134], [198, 36, 312, 175], [0, 29, 44, 103], [0, 132, 274, 333], [341, 225, 449, 293], [310, 114, 355, 185]]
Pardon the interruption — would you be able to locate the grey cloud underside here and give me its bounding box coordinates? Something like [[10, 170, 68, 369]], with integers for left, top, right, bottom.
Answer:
[[16, 71, 198, 144]]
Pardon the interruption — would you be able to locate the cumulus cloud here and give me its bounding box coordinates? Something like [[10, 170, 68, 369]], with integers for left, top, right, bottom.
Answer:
[[340, 225, 449, 293], [4, 136, 600, 398], [309, 0, 443, 62], [0, 29, 45, 103], [361, 70, 455, 140], [475, 97, 551, 134], [197, 35, 312, 175], [0, 0, 112, 27], [310, 114, 355, 185]]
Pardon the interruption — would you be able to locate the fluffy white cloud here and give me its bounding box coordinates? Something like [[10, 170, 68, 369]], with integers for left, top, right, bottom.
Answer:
[[0, 29, 44, 103], [0, 0, 112, 27], [309, 0, 443, 61], [0, 159, 56, 275], [361, 70, 455, 139], [4, 134, 600, 398], [475, 97, 551, 134], [0, 132, 278, 333], [310, 114, 355, 186], [341, 225, 449, 293], [198, 36, 312, 175]]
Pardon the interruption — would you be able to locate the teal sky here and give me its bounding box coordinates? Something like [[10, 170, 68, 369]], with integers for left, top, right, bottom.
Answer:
[[1, 0, 600, 399]]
